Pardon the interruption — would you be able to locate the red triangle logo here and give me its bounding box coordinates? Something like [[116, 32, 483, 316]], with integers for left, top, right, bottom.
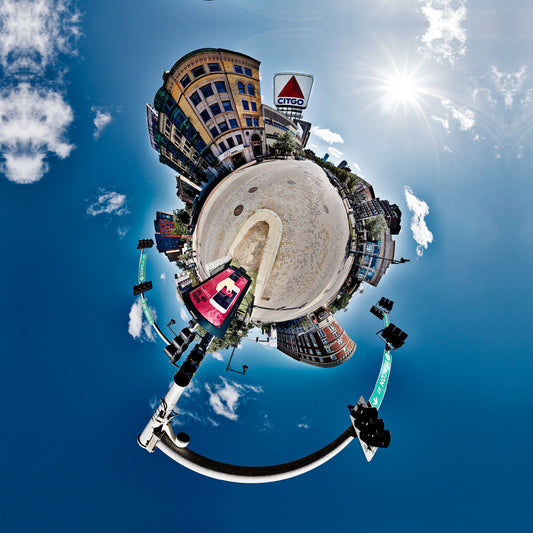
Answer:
[[278, 76, 305, 99]]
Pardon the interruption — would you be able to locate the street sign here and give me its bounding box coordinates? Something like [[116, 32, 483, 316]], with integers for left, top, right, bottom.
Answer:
[[138, 251, 147, 283], [369, 313, 391, 409], [141, 298, 155, 325]]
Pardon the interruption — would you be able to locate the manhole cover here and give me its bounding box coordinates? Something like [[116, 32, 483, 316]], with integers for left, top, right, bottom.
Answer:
[[323, 205, 329, 213], [248, 187, 258, 193], [234, 205, 244, 216], [287, 180, 296, 185]]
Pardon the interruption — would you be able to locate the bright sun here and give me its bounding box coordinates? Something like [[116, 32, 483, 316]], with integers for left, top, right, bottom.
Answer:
[[385, 74, 418, 104]]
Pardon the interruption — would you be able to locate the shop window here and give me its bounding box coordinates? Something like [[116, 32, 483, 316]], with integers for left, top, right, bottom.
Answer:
[[236, 134, 243, 145], [219, 141, 227, 152], [191, 65, 205, 78]]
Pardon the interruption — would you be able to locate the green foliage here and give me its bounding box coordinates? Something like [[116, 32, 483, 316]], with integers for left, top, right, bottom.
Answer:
[[364, 215, 386, 241], [272, 131, 298, 155], [208, 320, 255, 353], [172, 209, 190, 236]]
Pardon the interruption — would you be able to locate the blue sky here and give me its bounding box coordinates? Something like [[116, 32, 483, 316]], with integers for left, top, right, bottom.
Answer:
[[1, 1, 532, 531]]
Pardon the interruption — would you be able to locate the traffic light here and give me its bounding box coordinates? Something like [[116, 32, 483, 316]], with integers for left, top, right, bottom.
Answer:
[[174, 343, 206, 387], [378, 297, 394, 312], [133, 281, 153, 296], [370, 305, 384, 320], [167, 328, 196, 364], [350, 404, 391, 449], [381, 323, 408, 349], [137, 239, 154, 249]]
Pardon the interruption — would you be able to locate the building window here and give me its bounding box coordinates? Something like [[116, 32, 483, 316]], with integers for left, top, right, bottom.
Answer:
[[219, 141, 227, 152], [244, 67, 252, 77], [253, 118, 259, 127], [236, 134, 243, 145], [200, 84, 214, 98], [208, 63, 221, 72], [229, 118, 238, 129], [200, 109, 211, 123], [227, 137, 235, 148], [242, 100, 249, 110], [190, 92, 202, 106], [209, 103, 222, 116], [245, 117, 252, 127], [247, 84, 255, 96], [180, 74, 191, 88], [237, 82, 245, 94], [209, 126, 219, 138], [215, 81, 227, 94], [191, 65, 205, 78], [234, 65, 243, 74], [222, 100, 233, 112], [251, 101, 257, 112], [218, 121, 229, 132]]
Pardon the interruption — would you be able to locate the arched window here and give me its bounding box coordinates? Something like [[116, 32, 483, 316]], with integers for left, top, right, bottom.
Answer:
[[237, 82, 245, 94], [247, 84, 255, 96]]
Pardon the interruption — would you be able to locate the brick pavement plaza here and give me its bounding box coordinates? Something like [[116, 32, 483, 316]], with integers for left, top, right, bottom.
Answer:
[[193, 159, 354, 323]]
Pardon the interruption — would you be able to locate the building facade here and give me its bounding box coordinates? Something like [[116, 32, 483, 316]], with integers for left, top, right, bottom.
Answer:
[[355, 198, 402, 235], [276, 308, 356, 368], [154, 211, 186, 262], [149, 48, 266, 186]]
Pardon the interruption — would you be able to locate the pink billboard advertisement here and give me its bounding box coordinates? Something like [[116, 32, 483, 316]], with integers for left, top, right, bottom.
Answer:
[[183, 267, 251, 338]]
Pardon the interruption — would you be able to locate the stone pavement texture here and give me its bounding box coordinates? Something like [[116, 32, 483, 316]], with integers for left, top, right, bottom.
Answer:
[[194, 159, 353, 322]]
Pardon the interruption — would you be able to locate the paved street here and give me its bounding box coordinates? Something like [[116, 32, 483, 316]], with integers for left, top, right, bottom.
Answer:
[[194, 159, 354, 322]]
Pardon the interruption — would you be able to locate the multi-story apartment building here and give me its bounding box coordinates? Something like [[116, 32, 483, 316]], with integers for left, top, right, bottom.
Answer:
[[276, 308, 356, 368], [148, 48, 266, 186]]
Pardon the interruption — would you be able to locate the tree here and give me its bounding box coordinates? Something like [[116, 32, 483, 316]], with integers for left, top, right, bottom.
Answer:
[[272, 132, 298, 155], [172, 208, 190, 236], [364, 215, 386, 241]]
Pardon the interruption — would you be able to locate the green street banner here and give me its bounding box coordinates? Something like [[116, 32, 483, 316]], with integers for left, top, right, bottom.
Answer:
[[369, 313, 391, 410]]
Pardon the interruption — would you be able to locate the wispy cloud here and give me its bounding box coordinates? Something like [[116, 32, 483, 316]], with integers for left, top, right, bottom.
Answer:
[[404, 187, 433, 257], [128, 299, 156, 342], [310, 126, 344, 144], [211, 351, 224, 362], [92, 106, 112, 139], [0, 0, 81, 183], [179, 306, 189, 322], [440, 98, 475, 131], [205, 378, 263, 421], [117, 226, 129, 239], [491, 66, 527, 110], [297, 423, 310, 429], [328, 146, 343, 159], [87, 189, 129, 216], [418, 0, 467, 65]]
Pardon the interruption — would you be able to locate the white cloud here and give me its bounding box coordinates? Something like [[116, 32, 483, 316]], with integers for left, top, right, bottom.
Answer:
[[128, 299, 157, 342], [0, 0, 80, 184], [441, 98, 474, 131], [328, 146, 343, 159], [149, 396, 158, 410], [160, 273, 166, 280], [259, 413, 273, 433], [351, 162, 363, 176], [491, 66, 527, 109], [404, 186, 433, 257], [92, 107, 112, 139], [87, 189, 129, 216], [179, 306, 189, 322], [419, 0, 467, 65], [117, 226, 129, 239], [0, 84, 74, 183], [310, 126, 344, 144], [205, 378, 263, 421], [443, 146, 453, 153], [431, 114, 450, 132], [297, 423, 310, 429], [211, 351, 224, 361]]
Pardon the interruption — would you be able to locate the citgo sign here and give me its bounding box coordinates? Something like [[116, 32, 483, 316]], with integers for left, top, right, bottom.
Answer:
[[273, 73, 314, 110]]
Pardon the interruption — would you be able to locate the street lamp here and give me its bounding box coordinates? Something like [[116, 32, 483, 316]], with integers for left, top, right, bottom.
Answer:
[[352, 250, 410, 265], [225, 344, 248, 375]]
